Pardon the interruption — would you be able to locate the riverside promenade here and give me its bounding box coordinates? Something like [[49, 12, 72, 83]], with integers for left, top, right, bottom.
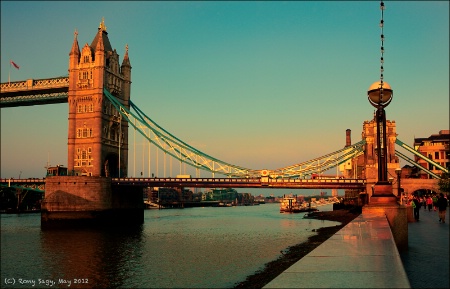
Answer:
[[400, 206, 449, 288], [264, 205, 449, 288]]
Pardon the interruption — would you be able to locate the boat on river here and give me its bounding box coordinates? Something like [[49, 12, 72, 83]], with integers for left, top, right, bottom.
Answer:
[[280, 195, 317, 213]]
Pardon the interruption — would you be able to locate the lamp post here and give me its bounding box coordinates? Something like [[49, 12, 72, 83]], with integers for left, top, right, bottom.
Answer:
[[118, 113, 122, 178], [367, 81, 396, 202], [365, 1, 397, 204], [395, 167, 402, 197], [368, 80, 393, 184]]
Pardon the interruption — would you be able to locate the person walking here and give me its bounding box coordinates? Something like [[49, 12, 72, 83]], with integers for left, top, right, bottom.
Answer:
[[412, 195, 421, 221], [426, 195, 433, 212], [432, 194, 438, 211], [437, 193, 448, 223]]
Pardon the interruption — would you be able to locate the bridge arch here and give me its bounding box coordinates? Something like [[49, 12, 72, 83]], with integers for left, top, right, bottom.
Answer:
[[401, 179, 440, 196], [103, 153, 119, 178]]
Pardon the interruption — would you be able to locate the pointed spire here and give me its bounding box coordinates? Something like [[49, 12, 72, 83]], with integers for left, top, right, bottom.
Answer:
[[121, 44, 131, 67], [70, 29, 80, 55], [95, 29, 104, 52], [90, 18, 112, 52]]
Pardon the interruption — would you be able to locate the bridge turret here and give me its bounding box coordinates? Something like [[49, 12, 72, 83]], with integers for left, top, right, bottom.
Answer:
[[69, 30, 80, 91], [94, 28, 106, 91], [121, 45, 132, 105]]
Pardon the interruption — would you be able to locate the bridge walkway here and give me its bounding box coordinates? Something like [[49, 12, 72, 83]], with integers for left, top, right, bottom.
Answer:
[[263, 210, 411, 288]]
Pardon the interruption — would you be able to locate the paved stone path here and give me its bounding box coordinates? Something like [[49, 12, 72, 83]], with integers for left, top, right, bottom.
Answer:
[[400, 206, 449, 288]]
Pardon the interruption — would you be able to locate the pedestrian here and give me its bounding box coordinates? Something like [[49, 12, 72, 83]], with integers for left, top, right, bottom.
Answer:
[[437, 193, 448, 223], [432, 194, 438, 211], [426, 195, 433, 212], [412, 195, 421, 221]]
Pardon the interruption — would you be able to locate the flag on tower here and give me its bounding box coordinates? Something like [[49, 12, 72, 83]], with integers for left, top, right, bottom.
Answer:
[[10, 60, 20, 70]]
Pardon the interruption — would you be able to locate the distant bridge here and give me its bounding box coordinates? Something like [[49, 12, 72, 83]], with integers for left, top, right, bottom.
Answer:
[[0, 178, 45, 192]]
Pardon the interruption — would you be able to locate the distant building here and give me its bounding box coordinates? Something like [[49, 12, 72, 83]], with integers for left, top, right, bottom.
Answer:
[[414, 130, 450, 179]]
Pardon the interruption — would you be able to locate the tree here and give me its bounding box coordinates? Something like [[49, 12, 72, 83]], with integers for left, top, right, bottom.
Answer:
[[438, 172, 450, 194]]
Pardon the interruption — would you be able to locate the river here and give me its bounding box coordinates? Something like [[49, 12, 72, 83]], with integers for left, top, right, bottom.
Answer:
[[1, 203, 336, 288]]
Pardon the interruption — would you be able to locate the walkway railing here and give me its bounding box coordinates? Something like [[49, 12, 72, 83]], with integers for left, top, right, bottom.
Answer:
[[112, 177, 366, 189], [0, 77, 69, 92], [0, 77, 69, 107]]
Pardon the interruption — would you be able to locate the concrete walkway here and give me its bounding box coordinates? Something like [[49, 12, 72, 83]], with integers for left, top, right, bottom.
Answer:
[[400, 206, 449, 288], [264, 211, 410, 288]]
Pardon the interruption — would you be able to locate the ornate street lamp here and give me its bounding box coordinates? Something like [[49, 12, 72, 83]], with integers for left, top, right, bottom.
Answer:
[[368, 80, 393, 185], [367, 1, 397, 203]]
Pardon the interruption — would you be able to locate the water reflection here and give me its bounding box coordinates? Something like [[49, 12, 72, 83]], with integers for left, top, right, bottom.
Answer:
[[40, 226, 143, 288], [2, 205, 338, 288]]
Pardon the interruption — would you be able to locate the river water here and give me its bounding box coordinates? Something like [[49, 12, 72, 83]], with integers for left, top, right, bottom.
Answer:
[[1, 203, 336, 288]]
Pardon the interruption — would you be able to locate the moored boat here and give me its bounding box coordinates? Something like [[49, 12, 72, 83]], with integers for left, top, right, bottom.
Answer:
[[280, 195, 318, 213], [280, 195, 301, 213]]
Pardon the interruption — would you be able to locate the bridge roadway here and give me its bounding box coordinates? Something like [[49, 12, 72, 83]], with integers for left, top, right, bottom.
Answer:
[[0, 177, 365, 190], [113, 177, 365, 189]]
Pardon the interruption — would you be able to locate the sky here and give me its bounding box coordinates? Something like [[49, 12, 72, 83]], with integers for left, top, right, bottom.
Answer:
[[1, 1, 449, 194]]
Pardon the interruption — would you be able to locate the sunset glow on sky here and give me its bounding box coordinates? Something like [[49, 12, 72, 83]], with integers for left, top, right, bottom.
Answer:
[[1, 2, 448, 186]]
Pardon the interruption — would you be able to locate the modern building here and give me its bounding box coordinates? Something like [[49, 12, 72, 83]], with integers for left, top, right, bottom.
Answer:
[[413, 130, 450, 178]]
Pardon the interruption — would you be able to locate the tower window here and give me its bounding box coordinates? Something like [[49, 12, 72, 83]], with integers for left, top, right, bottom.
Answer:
[[77, 128, 94, 138], [74, 148, 93, 168]]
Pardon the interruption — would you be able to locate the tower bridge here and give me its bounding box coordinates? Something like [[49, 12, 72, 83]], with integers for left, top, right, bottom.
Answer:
[[1, 19, 445, 226]]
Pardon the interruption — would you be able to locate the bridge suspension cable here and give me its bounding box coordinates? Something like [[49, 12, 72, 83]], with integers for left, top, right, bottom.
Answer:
[[104, 89, 366, 178], [104, 89, 259, 177], [270, 140, 366, 179]]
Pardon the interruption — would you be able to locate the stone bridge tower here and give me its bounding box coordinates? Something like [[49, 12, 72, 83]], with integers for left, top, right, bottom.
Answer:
[[341, 117, 401, 198], [362, 116, 400, 195], [67, 19, 131, 177]]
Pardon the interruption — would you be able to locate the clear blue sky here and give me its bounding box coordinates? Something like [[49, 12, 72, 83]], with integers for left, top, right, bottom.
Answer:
[[1, 2, 449, 185]]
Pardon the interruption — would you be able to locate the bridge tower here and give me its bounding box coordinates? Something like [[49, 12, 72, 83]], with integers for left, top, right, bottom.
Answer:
[[67, 18, 131, 177], [41, 20, 142, 228], [362, 116, 399, 185]]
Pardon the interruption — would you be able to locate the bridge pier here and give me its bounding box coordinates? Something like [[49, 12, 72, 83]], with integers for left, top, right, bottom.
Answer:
[[41, 176, 143, 229]]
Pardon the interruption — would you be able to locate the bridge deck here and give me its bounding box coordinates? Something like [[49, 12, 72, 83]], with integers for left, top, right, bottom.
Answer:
[[0, 77, 69, 107], [0, 177, 365, 190], [112, 177, 365, 189]]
